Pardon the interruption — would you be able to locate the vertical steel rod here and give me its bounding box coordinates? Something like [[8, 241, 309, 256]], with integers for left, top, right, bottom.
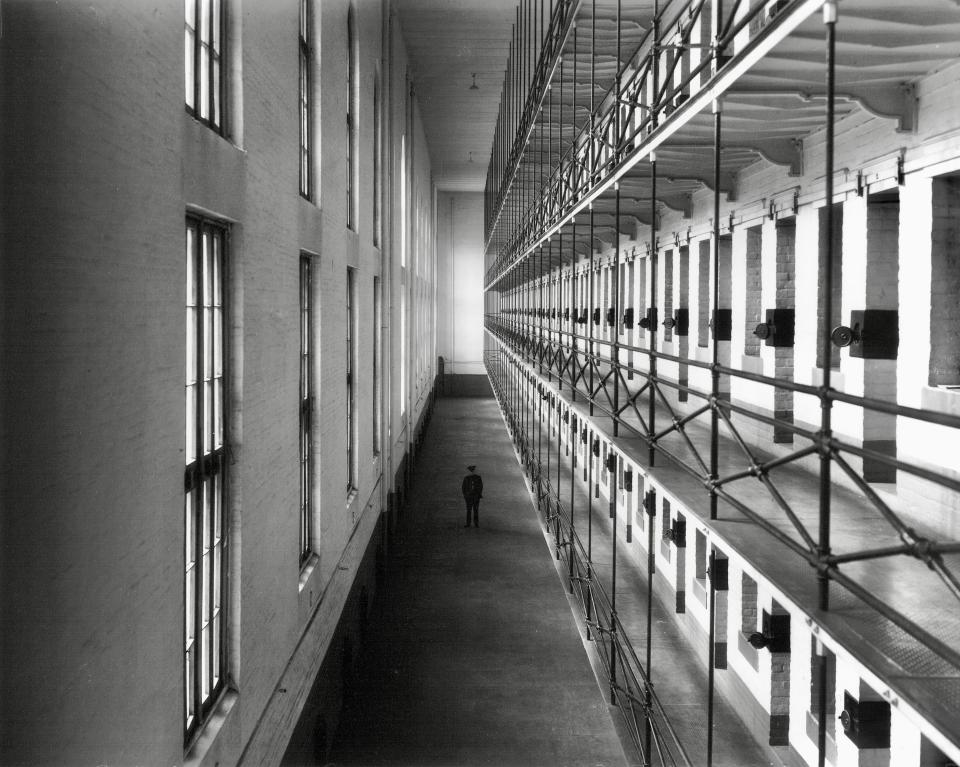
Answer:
[[709, 5, 722, 521], [588, 0, 596, 417], [644, 489, 655, 765], [570, 21, 578, 402], [648, 1, 660, 469], [586, 425, 594, 638], [570, 413, 576, 589], [818, 6, 838, 767], [589, 205, 596, 414], [610, 452, 619, 706], [707, 550, 717, 767], [819, 2, 837, 612], [556, 385, 562, 550], [614, 181, 621, 437]]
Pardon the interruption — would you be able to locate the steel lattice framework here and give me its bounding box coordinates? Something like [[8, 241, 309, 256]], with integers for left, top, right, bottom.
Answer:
[[481, 0, 960, 765]]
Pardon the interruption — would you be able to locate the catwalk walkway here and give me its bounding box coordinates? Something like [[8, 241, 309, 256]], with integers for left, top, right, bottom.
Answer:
[[328, 396, 629, 767]]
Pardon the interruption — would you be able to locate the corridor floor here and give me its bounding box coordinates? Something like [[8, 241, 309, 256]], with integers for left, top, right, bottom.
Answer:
[[328, 396, 629, 767]]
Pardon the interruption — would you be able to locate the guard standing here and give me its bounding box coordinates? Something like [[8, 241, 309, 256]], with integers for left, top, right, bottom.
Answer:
[[461, 465, 483, 527]]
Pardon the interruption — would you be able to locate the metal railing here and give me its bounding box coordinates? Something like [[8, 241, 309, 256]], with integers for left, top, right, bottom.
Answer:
[[481, 1, 960, 763]]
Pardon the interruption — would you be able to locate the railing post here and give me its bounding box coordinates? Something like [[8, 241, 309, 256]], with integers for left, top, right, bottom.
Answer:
[[589, 202, 596, 415], [644, 487, 657, 766], [613, 181, 622, 437], [818, 5, 838, 767], [569, 415, 576, 591], [586, 424, 594, 641], [707, 549, 717, 767], [570, 21, 578, 403], [612, 0, 622, 439], [588, 0, 596, 418], [610, 451, 620, 706], [709, 0, 723, 521]]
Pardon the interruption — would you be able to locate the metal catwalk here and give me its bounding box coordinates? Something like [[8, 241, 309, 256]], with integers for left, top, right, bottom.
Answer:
[[481, 1, 960, 766]]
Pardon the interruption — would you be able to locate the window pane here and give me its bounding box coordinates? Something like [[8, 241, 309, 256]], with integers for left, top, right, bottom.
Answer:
[[214, 378, 223, 448], [213, 308, 222, 377], [185, 563, 196, 645], [202, 480, 212, 550], [186, 310, 196, 385], [202, 232, 212, 305], [201, 625, 210, 701], [201, 551, 210, 628], [212, 612, 221, 688], [212, 57, 221, 127], [185, 648, 195, 727], [204, 380, 213, 454], [185, 493, 195, 569], [200, 47, 210, 119], [187, 228, 197, 302], [199, 0, 210, 41], [203, 309, 213, 380], [214, 474, 222, 542], [213, 543, 221, 611], [185, 384, 196, 464], [211, 0, 221, 52], [185, 28, 195, 108], [212, 237, 222, 306]]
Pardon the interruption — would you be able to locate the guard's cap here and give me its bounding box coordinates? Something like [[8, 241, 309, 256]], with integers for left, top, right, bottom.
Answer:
[[467, 465, 476, 471]]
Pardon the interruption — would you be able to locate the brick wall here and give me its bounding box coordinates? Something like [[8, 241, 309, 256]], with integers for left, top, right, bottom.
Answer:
[[0, 1, 433, 764], [770, 648, 792, 745], [678, 246, 690, 396], [714, 551, 729, 669], [664, 249, 674, 343], [699, 240, 711, 347], [741, 572, 758, 634], [638, 256, 648, 315], [679, 244, 690, 334], [863, 196, 900, 467], [817, 204, 844, 369], [775, 219, 796, 442], [745, 226, 763, 356]]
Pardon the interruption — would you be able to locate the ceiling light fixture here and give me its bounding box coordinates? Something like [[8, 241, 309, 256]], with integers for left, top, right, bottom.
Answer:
[[469, 73, 479, 91]]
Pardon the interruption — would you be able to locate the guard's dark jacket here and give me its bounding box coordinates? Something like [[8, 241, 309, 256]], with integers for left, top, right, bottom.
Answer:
[[461, 474, 483, 498]]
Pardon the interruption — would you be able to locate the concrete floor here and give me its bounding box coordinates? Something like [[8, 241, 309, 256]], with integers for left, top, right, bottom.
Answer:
[[328, 397, 629, 767]]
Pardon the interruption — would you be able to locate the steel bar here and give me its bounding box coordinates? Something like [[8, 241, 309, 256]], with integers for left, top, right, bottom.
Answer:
[[485, 0, 826, 292], [707, 549, 716, 767], [614, 183, 621, 437], [818, 0, 837, 617], [644, 486, 655, 766], [709, 101, 721, 523]]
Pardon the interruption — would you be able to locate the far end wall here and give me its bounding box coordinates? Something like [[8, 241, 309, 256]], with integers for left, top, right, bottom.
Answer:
[[437, 191, 485, 375]]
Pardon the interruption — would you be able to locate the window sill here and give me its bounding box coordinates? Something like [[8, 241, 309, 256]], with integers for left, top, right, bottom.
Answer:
[[922, 384, 960, 416], [804, 710, 837, 764], [807, 366, 845, 390], [298, 553, 320, 593], [739, 354, 763, 374], [692, 576, 707, 605], [738, 632, 759, 671], [184, 688, 239, 767]]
